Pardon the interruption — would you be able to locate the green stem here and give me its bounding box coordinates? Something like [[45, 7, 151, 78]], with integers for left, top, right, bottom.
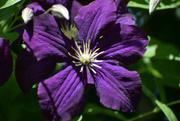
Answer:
[[127, 99, 180, 121], [8, 23, 25, 32], [6, 16, 21, 32]]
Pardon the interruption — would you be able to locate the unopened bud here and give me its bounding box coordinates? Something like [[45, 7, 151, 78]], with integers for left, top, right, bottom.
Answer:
[[149, 0, 161, 14], [51, 4, 70, 20], [22, 7, 34, 23]]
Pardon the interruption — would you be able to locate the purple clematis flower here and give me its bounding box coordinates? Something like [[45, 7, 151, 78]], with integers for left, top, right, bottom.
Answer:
[[15, 0, 82, 93], [0, 38, 13, 85], [16, 0, 149, 120], [16, 0, 82, 43]]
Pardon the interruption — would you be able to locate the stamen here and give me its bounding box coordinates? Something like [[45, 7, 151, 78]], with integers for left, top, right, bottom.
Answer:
[[74, 41, 82, 55], [91, 60, 103, 63], [90, 63, 102, 68], [71, 46, 81, 57], [91, 51, 104, 59], [80, 66, 84, 72], [68, 52, 79, 60], [75, 63, 82, 66], [89, 66, 96, 74], [68, 39, 104, 74], [90, 48, 100, 58]]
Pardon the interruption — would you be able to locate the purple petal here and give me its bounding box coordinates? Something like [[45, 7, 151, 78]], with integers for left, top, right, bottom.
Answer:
[[23, 14, 73, 62], [116, 13, 135, 25], [74, 0, 117, 44], [85, 66, 94, 84], [114, 0, 129, 14], [75, 0, 135, 46], [70, 1, 82, 20], [114, 0, 135, 25], [0, 38, 13, 86], [27, 2, 45, 16], [97, 23, 149, 65], [35, 0, 73, 11], [15, 50, 56, 93], [15, 2, 45, 43], [38, 65, 86, 121], [93, 62, 142, 111]]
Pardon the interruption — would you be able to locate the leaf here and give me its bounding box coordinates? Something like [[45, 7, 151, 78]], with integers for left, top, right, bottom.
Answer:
[[155, 100, 178, 121], [151, 59, 180, 89], [84, 103, 128, 121], [144, 44, 158, 58], [149, 37, 180, 60], [143, 85, 178, 121], [0, 32, 19, 44], [0, 0, 21, 9], [128, 0, 180, 10], [0, 5, 20, 33], [141, 37, 180, 89]]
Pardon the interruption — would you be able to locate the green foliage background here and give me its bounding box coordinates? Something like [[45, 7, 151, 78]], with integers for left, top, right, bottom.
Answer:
[[0, 0, 180, 121]]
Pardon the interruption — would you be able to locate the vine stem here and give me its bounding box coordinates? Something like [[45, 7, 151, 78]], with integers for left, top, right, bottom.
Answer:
[[8, 23, 25, 32], [127, 99, 180, 121]]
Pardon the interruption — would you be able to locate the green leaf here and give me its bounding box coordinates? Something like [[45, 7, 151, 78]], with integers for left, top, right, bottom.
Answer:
[[143, 85, 178, 121], [0, 32, 19, 44], [0, 5, 20, 33], [128, 0, 180, 10], [141, 37, 180, 89], [149, 37, 180, 60], [0, 0, 21, 9], [155, 100, 178, 121], [84, 103, 128, 121], [0, 7, 14, 32], [144, 44, 158, 58]]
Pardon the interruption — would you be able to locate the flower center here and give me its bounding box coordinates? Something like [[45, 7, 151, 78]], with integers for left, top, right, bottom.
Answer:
[[80, 53, 91, 65], [68, 40, 103, 73]]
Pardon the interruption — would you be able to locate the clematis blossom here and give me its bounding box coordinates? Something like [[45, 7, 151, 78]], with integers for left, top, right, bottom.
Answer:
[[16, 0, 149, 120], [0, 38, 13, 85], [15, 0, 82, 93]]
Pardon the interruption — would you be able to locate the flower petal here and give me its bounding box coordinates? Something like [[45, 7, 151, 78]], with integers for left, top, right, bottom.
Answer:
[[27, 2, 45, 16], [70, 1, 82, 20], [94, 62, 142, 111], [35, 0, 73, 11], [97, 23, 149, 65], [15, 50, 56, 93], [74, 0, 117, 44], [38, 65, 86, 121], [116, 13, 135, 25], [114, 0, 135, 25], [75, 0, 135, 45], [23, 14, 73, 62], [0, 38, 13, 86]]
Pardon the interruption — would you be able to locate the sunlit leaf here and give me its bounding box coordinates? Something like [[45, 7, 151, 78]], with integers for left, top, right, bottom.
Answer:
[[128, 0, 180, 10], [0, 5, 20, 33], [0, 0, 21, 9], [144, 44, 158, 58], [0, 32, 19, 44], [155, 100, 178, 121]]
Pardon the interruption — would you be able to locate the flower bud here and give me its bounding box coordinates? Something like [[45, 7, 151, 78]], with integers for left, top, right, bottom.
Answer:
[[149, 0, 161, 14], [51, 4, 70, 20], [22, 7, 34, 23]]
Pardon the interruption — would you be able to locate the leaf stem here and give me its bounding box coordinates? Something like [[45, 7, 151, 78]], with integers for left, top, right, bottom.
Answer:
[[127, 99, 180, 121], [8, 23, 25, 32]]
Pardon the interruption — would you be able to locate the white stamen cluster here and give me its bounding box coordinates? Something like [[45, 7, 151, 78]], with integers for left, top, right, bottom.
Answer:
[[68, 40, 104, 73]]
